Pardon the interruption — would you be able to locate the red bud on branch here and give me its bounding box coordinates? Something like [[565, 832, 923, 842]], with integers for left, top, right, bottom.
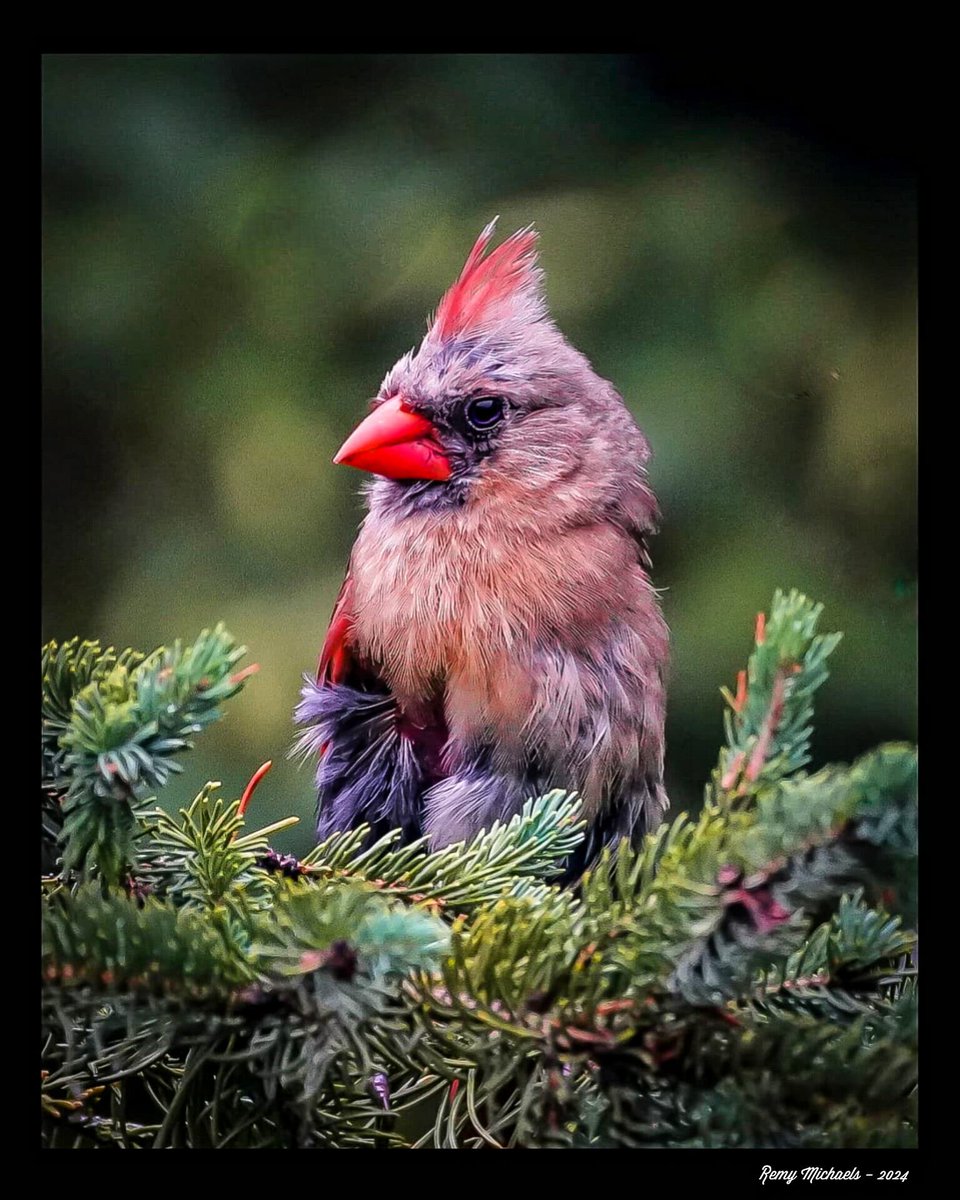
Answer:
[[238, 760, 273, 817]]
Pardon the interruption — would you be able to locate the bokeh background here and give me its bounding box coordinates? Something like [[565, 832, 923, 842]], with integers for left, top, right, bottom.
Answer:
[[42, 54, 917, 854]]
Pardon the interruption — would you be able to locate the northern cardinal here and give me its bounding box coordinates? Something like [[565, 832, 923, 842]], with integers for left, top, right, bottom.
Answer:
[[296, 220, 668, 878]]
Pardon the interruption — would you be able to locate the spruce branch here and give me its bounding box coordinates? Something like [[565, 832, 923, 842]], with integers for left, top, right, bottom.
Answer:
[[54, 625, 254, 884], [669, 744, 918, 1005], [748, 894, 915, 1023], [143, 783, 298, 917], [303, 789, 585, 909], [40, 592, 918, 1149], [42, 883, 255, 997], [714, 589, 842, 806], [42, 639, 146, 870]]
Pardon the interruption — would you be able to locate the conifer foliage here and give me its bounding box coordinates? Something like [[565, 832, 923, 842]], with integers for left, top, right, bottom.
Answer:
[[41, 593, 917, 1148]]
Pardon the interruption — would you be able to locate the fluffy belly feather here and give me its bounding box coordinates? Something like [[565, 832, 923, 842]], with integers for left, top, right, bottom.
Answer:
[[348, 509, 641, 753]]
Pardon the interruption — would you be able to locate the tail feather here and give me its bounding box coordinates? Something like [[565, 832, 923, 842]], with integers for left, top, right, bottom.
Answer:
[[294, 675, 424, 842]]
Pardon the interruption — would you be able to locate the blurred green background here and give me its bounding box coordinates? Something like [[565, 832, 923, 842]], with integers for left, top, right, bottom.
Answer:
[[42, 54, 917, 854]]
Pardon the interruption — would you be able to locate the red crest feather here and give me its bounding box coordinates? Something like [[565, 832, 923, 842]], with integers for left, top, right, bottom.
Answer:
[[431, 219, 540, 340]]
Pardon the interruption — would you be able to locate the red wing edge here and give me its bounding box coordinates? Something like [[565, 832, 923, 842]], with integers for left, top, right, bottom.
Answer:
[[318, 570, 356, 685]]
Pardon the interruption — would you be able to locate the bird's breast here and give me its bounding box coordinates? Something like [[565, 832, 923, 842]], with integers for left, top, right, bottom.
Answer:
[[349, 509, 639, 741]]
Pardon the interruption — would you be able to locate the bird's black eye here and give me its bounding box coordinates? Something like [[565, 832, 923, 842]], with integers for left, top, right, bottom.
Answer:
[[464, 396, 505, 431]]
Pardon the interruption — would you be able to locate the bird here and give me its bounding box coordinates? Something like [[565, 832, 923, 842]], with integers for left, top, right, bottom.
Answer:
[[295, 219, 669, 879]]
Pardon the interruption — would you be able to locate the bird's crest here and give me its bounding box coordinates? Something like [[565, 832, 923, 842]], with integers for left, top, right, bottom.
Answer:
[[429, 218, 544, 342]]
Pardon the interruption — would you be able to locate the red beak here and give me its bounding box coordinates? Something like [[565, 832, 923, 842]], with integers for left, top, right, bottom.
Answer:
[[333, 396, 452, 481]]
